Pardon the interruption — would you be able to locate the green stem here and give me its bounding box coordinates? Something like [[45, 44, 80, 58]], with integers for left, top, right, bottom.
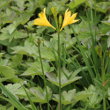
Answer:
[[101, 55, 106, 110], [101, 58, 105, 82], [103, 97, 106, 110], [57, 32, 62, 110], [37, 42, 49, 110]]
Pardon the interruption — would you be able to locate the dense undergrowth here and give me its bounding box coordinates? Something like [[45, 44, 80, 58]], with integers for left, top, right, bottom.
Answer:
[[0, 0, 110, 110]]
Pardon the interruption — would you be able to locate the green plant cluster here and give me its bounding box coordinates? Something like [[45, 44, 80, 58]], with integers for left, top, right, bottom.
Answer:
[[0, 0, 110, 110]]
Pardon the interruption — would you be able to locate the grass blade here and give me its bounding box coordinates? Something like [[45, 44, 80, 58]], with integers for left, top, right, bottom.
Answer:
[[0, 83, 27, 110]]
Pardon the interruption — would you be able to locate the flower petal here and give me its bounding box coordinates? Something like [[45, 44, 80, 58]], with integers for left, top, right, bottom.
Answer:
[[71, 13, 78, 20], [33, 8, 56, 30], [72, 19, 80, 24], [60, 9, 79, 31]]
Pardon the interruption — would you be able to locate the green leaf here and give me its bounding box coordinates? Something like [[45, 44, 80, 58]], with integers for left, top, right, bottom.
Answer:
[[30, 86, 52, 103], [107, 37, 110, 48], [99, 23, 110, 35], [5, 83, 26, 99], [11, 55, 23, 68], [11, 44, 37, 56], [102, 20, 110, 26], [102, 16, 110, 26], [0, 53, 4, 58], [86, 0, 96, 8], [0, 83, 27, 110], [86, 1, 110, 13], [0, 0, 12, 8], [53, 89, 89, 105], [46, 67, 84, 88], [108, 88, 110, 100], [22, 61, 54, 76], [22, 85, 38, 110], [67, 0, 86, 9], [0, 27, 27, 42], [0, 33, 9, 41], [7, 106, 14, 110], [53, 89, 76, 105], [0, 104, 6, 110], [95, 2, 110, 13], [84, 85, 102, 108], [0, 65, 21, 82], [41, 47, 56, 61]]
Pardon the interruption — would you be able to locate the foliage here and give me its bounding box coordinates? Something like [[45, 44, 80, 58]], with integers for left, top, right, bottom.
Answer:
[[0, 0, 110, 110]]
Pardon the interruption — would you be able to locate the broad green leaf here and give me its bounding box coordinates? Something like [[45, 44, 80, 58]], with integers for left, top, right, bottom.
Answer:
[[47, 1, 66, 12], [102, 20, 110, 26], [40, 46, 56, 61], [12, 40, 55, 60], [0, 65, 21, 82], [99, 24, 110, 35], [102, 16, 110, 26], [86, 0, 96, 8], [95, 2, 110, 13], [11, 55, 23, 68], [84, 85, 102, 108], [30, 86, 52, 103], [86, 1, 110, 13], [11, 44, 37, 56], [0, 26, 27, 41], [0, 104, 6, 110], [53, 89, 76, 105], [13, 0, 27, 10], [0, 33, 9, 41], [0, 53, 4, 58], [5, 83, 26, 99], [22, 61, 54, 76], [46, 67, 84, 88], [0, 83, 27, 110], [0, 0, 12, 8], [7, 106, 14, 110], [67, 0, 86, 9], [6, 23, 17, 34], [53, 89, 89, 105]]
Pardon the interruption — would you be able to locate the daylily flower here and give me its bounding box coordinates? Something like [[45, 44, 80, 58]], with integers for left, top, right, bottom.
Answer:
[[34, 8, 56, 30], [34, 8, 79, 31], [60, 9, 79, 31]]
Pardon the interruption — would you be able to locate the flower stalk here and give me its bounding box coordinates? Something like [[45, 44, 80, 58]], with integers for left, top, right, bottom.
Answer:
[[57, 31, 62, 110], [33, 8, 79, 110]]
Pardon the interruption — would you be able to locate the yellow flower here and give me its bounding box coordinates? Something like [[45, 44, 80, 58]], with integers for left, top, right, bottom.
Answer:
[[60, 9, 79, 31], [34, 8, 56, 30]]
